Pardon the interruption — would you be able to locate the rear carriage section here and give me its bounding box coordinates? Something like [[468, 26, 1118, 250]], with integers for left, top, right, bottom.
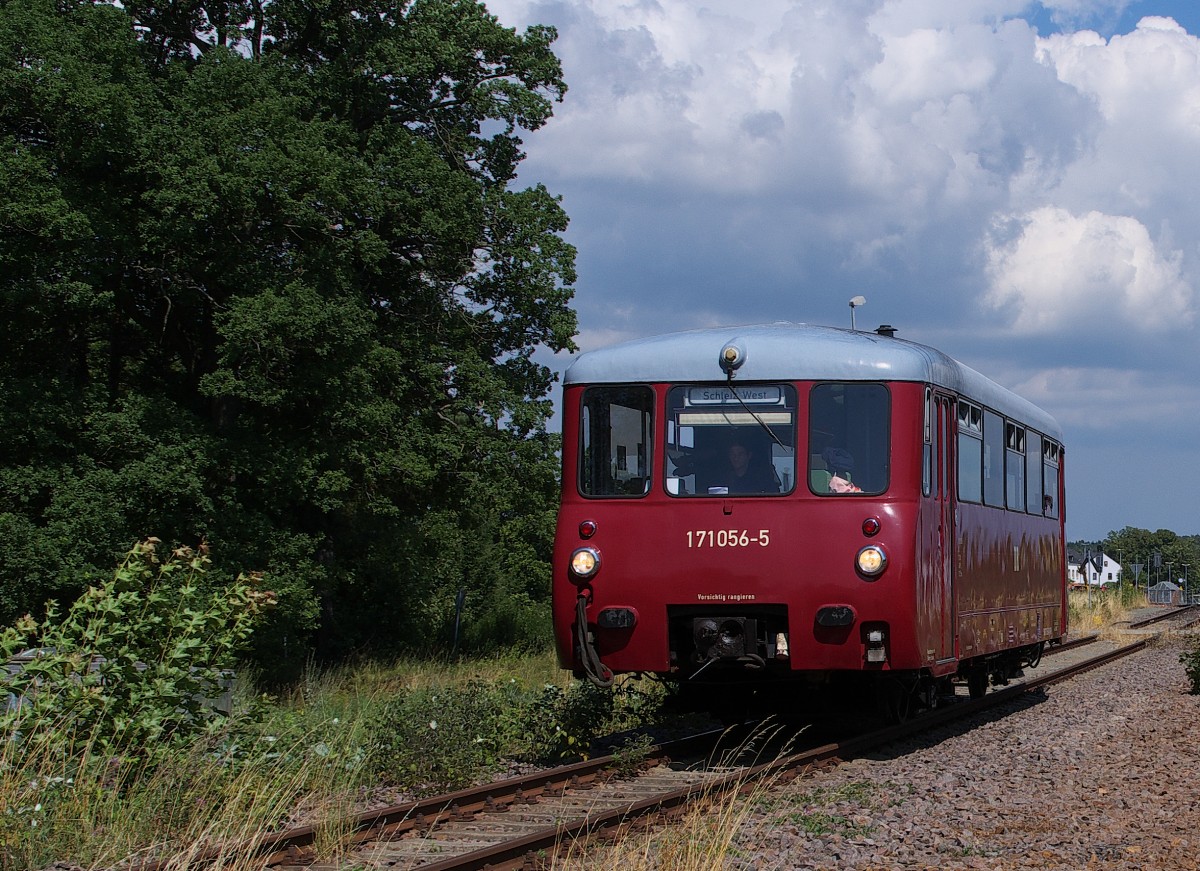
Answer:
[[552, 323, 1066, 708]]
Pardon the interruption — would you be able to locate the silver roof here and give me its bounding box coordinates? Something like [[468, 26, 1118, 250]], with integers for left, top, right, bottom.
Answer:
[[564, 322, 1063, 441]]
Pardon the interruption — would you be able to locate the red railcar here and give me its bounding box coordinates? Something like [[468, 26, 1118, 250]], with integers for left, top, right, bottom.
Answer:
[[552, 323, 1066, 716]]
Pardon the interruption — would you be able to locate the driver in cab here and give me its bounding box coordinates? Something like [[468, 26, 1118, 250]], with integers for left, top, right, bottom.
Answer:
[[719, 441, 779, 495]]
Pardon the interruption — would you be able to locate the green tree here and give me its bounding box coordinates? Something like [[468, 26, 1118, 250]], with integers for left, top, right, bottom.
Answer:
[[0, 0, 575, 678], [1101, 527, 1200, 590]]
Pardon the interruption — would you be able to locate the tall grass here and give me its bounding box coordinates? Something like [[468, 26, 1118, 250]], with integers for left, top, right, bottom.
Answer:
[[0, 650, 672, 870], [1067, 585, 1147, 640], [295, 648, 567, 697], [5, 586, 1158, 870], [0, 681, 375, 871], [0, 541, 599, 868]]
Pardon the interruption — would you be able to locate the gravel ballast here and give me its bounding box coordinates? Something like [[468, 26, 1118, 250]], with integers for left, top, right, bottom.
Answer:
[[729, 637, 1200, 870]]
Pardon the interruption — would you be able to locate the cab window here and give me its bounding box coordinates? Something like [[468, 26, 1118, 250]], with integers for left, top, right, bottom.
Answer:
[[808, 383, 890, 495], [580, 387, 654, 497]]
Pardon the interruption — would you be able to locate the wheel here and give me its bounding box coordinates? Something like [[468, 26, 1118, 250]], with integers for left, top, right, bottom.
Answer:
[[878, 677, 916, 724], [918, 676, 940, 711], [966, 668, 988, 700]]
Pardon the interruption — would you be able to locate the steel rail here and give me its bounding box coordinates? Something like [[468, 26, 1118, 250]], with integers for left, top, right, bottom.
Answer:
[[1045, 633, 1098, 655], [141, 727, 729, 871], [1128, 604, 1199, 629]]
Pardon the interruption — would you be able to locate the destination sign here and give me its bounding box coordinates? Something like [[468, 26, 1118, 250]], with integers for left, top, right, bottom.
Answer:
[[687, 386, 782, 405]]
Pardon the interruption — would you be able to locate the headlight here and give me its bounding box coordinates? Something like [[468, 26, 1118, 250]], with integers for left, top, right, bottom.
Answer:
[[856, 545, 887, 577], [570, 547, 601, 581]]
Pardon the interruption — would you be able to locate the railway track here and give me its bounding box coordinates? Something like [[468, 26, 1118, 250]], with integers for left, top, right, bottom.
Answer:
[[138, 607, 1198, 871], [1128, 603, 1200, 629], [273, 627, 1192, 870]]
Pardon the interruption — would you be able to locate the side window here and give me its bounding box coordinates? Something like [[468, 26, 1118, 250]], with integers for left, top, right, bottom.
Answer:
[[957, 401, 982, 503], [808, 382, 890, 495], [982, 410, 1004, 507], [1026, 431, 1043, 516], [1042, 439, 1061, 518], [1005, 423, 1026, 511], [580, 387, 654, 497]]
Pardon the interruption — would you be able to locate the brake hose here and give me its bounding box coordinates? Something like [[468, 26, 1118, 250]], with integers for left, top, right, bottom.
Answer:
[[576, 594, 614, 688]]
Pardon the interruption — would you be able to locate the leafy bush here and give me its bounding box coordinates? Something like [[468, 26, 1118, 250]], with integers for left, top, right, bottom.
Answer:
[[607, 679, 671, 731], [364, 675, 672, 792], [520, 680, 616, 763], [1181, 640, 1200, 694], [365, 680, 508, 794], [0, 539, 274, 762]]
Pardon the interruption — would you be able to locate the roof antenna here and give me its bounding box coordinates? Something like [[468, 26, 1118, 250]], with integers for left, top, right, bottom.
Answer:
[[849, 295, 866, 331]]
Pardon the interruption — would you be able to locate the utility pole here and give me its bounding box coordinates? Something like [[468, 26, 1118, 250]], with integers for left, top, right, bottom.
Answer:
[[1085, 548, 1093, 608]]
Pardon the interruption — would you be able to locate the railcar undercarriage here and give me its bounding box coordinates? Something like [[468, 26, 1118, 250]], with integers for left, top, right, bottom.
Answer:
[[957, 641, 1045, 699]]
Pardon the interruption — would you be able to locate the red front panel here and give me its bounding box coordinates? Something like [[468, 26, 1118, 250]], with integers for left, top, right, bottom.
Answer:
[[553, 498, 929, 674]]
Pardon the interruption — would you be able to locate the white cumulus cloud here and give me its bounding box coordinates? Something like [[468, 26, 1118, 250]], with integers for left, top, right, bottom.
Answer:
[[984, 206, 1193, 334]]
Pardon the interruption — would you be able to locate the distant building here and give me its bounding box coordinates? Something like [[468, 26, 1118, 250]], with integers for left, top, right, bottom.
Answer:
[[1066, 550, 1122, 589], [1148, 581, 1182, 606]]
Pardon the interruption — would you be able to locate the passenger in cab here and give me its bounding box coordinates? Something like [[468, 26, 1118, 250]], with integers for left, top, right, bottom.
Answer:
[[822, 447, 862, 493], [720, 440, 779, 495]]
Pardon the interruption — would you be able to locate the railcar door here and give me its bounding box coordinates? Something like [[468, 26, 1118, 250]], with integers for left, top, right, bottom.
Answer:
[[935, 393, 956, 662]]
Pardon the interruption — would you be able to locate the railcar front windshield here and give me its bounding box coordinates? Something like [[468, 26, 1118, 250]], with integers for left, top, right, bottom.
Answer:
[[665, 384, 796, 496]]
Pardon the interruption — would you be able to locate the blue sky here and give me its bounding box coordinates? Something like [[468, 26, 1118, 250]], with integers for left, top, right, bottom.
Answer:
[[1051, 0, 1200, 36], [489, 0, 1200, 543]]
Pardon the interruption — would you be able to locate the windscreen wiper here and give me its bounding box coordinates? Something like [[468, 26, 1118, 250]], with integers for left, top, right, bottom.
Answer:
[[726, 372, 788, 452]]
